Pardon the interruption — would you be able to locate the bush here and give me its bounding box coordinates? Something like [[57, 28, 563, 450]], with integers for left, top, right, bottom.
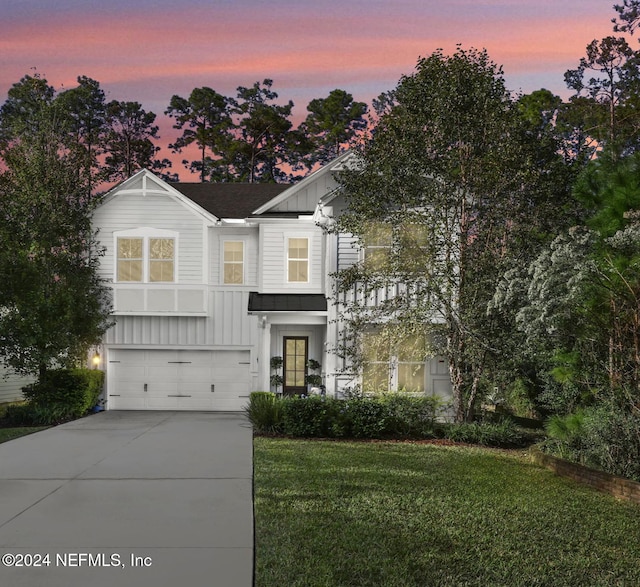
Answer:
[[543, 402, 640, 482], [381, 394, 441, 438], [4, 402, 76, 426], [282, 396, 337, 437], [341, 398, 389, 438], [23, 369, 104, 417], [443, 419, 528, 448], [244, 392, 284, 434]]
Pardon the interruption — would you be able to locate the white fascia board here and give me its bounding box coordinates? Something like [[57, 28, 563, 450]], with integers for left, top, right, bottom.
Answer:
[[252, 150, 357, 215], [98, 169, 220, 224], [250, 217, 317, 225]]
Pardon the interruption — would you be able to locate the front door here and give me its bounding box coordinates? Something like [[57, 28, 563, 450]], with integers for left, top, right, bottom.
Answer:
[[283, 336, 308, 396]]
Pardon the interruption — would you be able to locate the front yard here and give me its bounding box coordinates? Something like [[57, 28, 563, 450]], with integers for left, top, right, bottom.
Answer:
[[254, 438, 640, 587]]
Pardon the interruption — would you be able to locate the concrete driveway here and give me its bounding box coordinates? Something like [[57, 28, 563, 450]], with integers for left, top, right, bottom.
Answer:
[[0, 411, 254, 587]]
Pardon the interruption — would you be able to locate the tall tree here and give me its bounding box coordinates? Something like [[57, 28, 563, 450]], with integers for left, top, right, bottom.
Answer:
[[564, 36, 640, 155], [302, 89, 368, 164], [614, 1, 640, 34], [104, 100, 162, 182], [0, 73, 55, 149], [0, 99, 112, 377], [229, 79, 297, 183], [334, 47, 571, 421], [165, 87, 234, 182], [55, 76, 108, 191]]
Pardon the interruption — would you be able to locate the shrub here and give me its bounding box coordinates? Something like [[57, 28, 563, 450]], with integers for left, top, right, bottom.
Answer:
[[381, 394, 441, 438], [244, 392, 284, 434], [4, 403, 76, 426], [22, 369, 104, 417], [580, 403, 640, 482], [443, 419, 528, 448], [342, 398, 388, 438], [282, 396, 337, 437], [543, 402, 640, 482]]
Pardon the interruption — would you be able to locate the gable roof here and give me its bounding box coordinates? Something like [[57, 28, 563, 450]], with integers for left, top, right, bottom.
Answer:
[[170, 183, 290, 219], [99, 169, 220, 223], [251, 150, 357, 215]]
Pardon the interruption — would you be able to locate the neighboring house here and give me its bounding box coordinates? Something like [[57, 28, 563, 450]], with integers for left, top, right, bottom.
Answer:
[[92, 152, 452, 411], [0, 363, 33, 404]]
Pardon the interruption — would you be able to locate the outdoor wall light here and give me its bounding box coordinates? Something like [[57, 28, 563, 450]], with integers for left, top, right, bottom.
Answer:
[[92, 352, 101, 369]]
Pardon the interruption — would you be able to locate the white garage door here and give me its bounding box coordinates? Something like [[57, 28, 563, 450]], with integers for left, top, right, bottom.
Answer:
[[107, 349, 252, 411]]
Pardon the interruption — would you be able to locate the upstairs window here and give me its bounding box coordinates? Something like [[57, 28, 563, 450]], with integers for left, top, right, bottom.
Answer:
[[223, 241, 244, 285], [116, 231, 176, 283], [117, 238, 144, 282], [363, 223, 392, 271], [149, 238, 175, 282], [287, 237, 309, 283]]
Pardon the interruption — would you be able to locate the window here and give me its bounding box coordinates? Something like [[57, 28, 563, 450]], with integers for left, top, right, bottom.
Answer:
[[363, 223, 392, 270], [396, 335, 426, 393], [288, 237, 309, 283], [399, 223, 430, 273], [149, 238, 174, 282], [362, 331, 391, 392], [361, 331, 427, 393], [223, 241, 244, 285], [116, 233, 176, 283], [117, 238, 143, 282]]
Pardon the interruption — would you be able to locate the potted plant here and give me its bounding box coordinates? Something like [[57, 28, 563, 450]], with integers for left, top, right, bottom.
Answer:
[[305, 359, 323, 394], [270, 356, 284, 394]]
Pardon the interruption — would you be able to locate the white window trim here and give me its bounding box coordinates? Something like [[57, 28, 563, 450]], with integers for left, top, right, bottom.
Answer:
[[285, 235, 311, 285], [114, 227, 179, 283], [221, 239, 246, 285]]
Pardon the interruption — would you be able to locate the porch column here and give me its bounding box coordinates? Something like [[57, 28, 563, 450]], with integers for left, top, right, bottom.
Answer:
[[259, 317, 272, 391]]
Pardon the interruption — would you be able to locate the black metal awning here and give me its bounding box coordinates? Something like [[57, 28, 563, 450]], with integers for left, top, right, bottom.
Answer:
[[248, 292, 327, 312]]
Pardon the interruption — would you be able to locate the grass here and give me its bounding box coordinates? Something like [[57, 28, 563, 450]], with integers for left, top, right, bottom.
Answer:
[[0, 426, 48, 444], [0, 402, 48, 444], [254, 438, 640, 587]]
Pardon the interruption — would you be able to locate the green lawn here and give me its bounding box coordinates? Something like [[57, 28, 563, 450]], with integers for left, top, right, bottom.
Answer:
[[0, 426, 47, 444], [254, 438, 640, 587]]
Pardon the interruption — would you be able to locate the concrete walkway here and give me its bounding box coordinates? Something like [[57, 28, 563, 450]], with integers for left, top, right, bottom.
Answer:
[[0, 411, 254, 587]]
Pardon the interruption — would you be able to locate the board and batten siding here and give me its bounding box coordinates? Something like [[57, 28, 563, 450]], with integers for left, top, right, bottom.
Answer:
[[103, 290, 258, 348], [94, 191, 206, 284], [259, 223, 324, 293]]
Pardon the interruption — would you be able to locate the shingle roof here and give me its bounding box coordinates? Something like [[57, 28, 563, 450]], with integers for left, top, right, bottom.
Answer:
[[248, 292, 327, 312], [170, 182, 290, 219]]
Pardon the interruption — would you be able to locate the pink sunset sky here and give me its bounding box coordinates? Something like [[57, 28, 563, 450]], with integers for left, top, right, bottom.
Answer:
[[0, 0, 625, 178]]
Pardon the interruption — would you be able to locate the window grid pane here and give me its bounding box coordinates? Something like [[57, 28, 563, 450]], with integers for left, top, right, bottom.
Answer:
[[288, 238, 309, 283], [223, 241, 244, 284], [117, 238, 143, 282]]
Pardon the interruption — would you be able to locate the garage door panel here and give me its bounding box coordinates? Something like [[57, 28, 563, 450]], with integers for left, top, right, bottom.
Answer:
[[108, 349, 251, 411]]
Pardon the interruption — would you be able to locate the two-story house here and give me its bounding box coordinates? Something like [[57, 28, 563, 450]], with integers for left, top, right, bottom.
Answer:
[[92, 152, 452, 411]]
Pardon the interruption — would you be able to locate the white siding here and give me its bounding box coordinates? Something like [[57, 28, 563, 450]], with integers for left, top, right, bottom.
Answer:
[[270, 173, 339, 213], [337, 232, 359, 271], [0, 364, 32, 403], [259, 223, 324, 293], [210, 227, 259, 286], [94, 191, 206, 284]]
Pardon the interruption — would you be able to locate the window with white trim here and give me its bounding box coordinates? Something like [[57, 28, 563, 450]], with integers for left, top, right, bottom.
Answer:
[[116, 231, 176, 283], [361, 331, 427, 393], [287, 237, 309, 283], [362, 222, 392, 271], [223, 241, 244, 285]]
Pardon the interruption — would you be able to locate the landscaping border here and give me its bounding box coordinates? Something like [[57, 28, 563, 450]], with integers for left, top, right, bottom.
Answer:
[[530, 447, 640, 504]]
